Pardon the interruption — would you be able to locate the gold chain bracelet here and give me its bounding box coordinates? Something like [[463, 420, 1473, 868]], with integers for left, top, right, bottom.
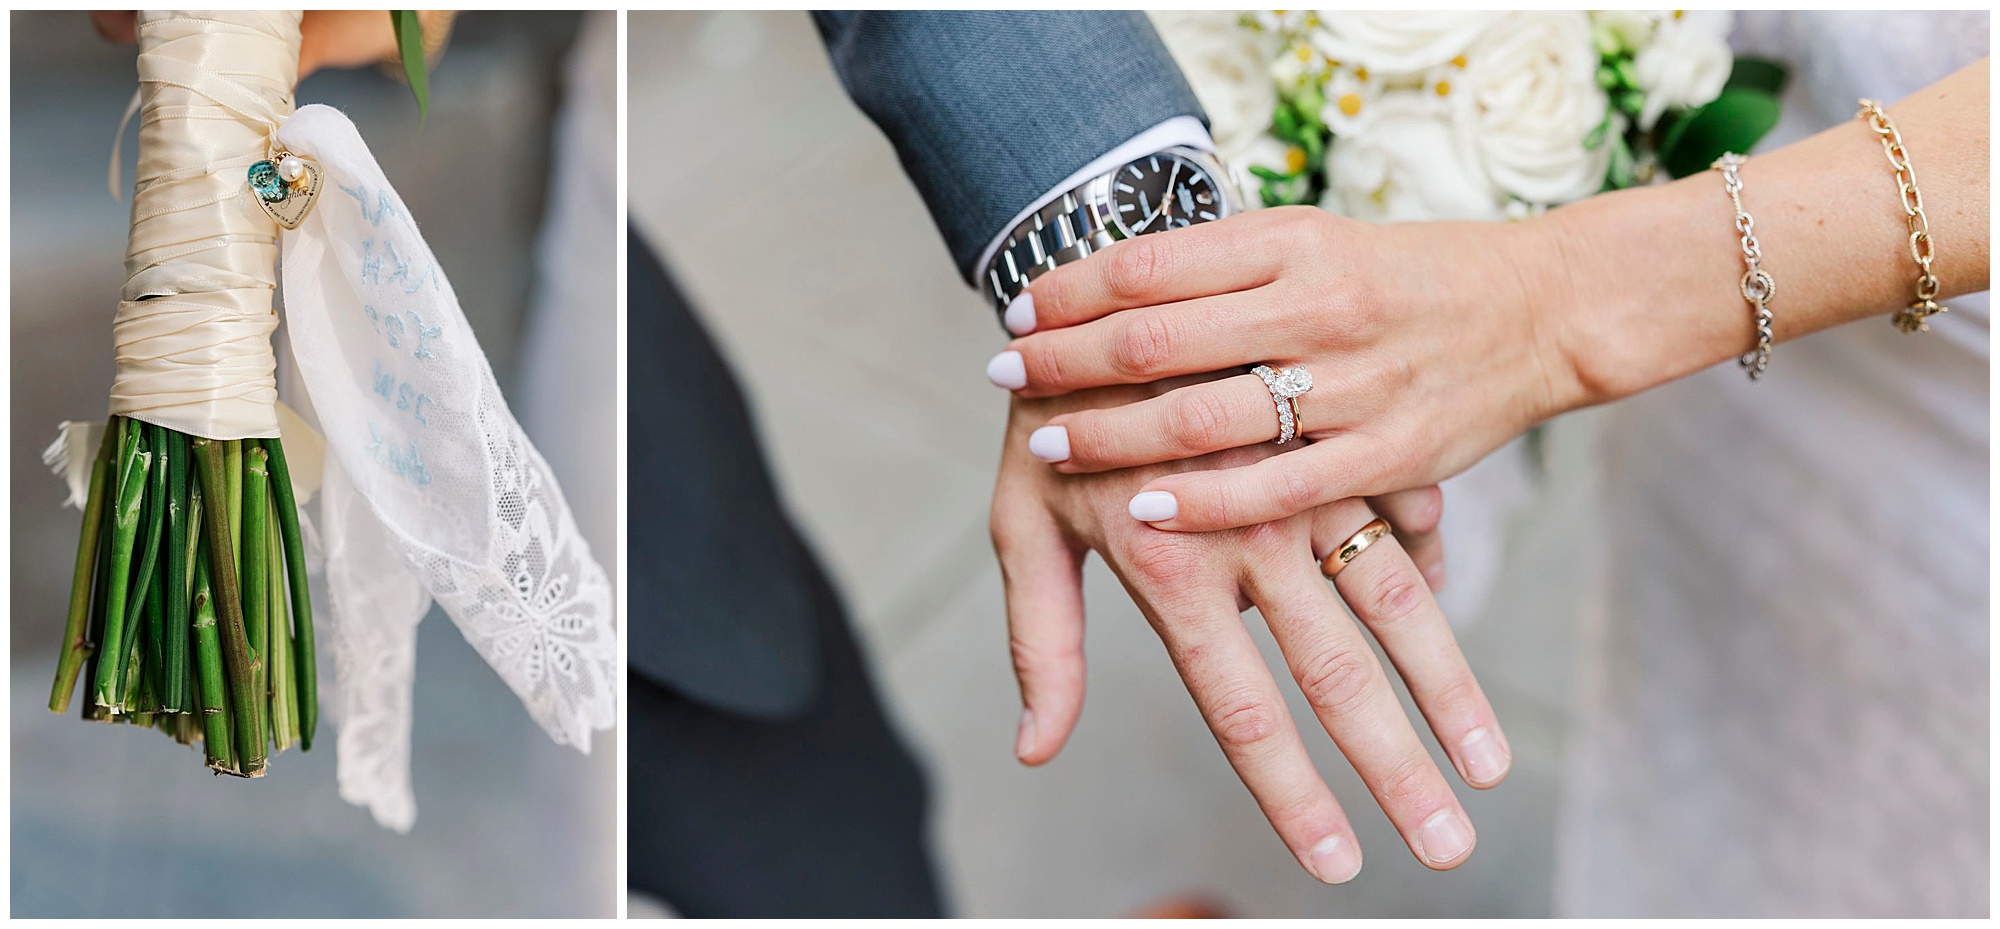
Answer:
[[1856, 98, 1948, 333]]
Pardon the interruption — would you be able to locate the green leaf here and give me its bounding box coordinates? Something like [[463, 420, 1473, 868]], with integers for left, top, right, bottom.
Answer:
[[1605, 133, 1636, 190], [1295, 86, 1326, 129], [1612, 58, 1640, 91], [1723, 56, 1790, 98], [1299, 130, 1324, 170], [391, 11, 429, 123], [1658, 89, 1783, 179], [1583, 115, 1611, 150], [1272, 99, 1300, 140]]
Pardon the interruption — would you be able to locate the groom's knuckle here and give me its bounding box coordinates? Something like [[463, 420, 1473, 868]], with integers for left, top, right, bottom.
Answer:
[[1166, 389, 1235, 450], [1009, 633, 1080, 679], [1208, 689, 1280, 750], [1359, 569, 1427, 631], [1125, 533, 1206, 587], [1111, 312, 1179, 378], [1296, 645, 1375, 717], [988, 509, 1034, 556], [1237, 520, 1294, 559], [1104, 238, 1170, 300], [1376, 754, 1438, 807]]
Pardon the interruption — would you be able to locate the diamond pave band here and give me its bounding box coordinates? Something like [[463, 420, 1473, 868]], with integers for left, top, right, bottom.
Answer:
[[1251, 364, 1313, 443]]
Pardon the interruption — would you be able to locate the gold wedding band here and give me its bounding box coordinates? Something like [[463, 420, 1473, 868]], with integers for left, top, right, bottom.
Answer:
[[1320, 517, 1391, 578]]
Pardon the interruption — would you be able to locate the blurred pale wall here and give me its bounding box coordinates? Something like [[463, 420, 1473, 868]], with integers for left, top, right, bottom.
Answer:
[[630, 11, 1602, 917], [10, 11, 614, 917]]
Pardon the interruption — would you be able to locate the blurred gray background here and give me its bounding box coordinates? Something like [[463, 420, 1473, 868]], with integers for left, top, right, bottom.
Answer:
[[630, 10, 1603, 918], [11, 11, 615, 918]]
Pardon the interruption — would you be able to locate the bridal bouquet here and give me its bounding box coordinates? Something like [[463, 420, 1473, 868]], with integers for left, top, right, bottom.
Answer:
[[45, 11, 614, 830], [1152, 11, 1787, 219]]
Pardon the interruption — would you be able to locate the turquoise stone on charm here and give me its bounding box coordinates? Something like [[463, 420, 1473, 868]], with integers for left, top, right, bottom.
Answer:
[[247, 160, 288, 203]]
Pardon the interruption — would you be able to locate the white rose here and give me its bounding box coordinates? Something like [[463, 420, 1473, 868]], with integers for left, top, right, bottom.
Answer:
[[1310, 12, 1498, 78], [1323, 92, 1504, 223], [1149, 12, 1279, 152], [1453, 12, 1611, 206], [1632, 11, 1734, 130]]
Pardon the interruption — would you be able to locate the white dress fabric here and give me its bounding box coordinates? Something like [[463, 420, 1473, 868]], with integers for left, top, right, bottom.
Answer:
[[1557, 12, 1989, 916]]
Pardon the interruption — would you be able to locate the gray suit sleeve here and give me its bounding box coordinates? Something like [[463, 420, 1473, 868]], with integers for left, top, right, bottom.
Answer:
[[812, 11, 1206, 283]]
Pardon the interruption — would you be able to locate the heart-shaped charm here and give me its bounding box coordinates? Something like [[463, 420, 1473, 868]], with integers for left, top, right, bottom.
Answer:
[[247, 153, 322, 230]]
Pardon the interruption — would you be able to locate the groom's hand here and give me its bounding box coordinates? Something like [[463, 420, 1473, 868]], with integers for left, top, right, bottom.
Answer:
[[991, 381, 1510, 883]]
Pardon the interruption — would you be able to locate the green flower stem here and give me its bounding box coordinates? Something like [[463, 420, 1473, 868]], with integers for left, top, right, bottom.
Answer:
[[241, 446, 272, 753], [191, 542, 234, 771], [50, 419, 116, 712], [265, 502, 296, 751], [78, 424, 119, 723], [264, 438, 318, 749], [225, 439, 243, 575], [161, 430, 191, 713], [192, 437, 264, 776], [125, 422, 171, 709], [131, 553, 166, 713], [91, 422, 147, 712]]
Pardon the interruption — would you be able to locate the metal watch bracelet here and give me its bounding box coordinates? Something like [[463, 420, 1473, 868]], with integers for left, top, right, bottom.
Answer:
[[983, 147, 1237, 314]]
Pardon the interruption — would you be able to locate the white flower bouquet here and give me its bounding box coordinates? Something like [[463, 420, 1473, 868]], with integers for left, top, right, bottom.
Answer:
[[1153, 11, 1788, 220]]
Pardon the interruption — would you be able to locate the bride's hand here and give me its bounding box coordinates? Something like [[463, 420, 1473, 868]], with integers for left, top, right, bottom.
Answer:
[[993, 382, 1508, 882], [988, 206, 1584, 532], [992, 61, 1989, 533]]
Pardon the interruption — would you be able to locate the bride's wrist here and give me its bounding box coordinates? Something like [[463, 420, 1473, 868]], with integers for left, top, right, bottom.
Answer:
[[1491, 211, 1600, 421], [1530, 183, 1750, 412]]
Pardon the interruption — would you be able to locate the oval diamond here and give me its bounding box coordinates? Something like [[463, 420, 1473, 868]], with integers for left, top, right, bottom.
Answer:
[[1270, 366, 1313, 397]]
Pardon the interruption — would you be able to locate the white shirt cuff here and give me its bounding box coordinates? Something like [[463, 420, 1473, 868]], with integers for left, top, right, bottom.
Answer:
[[972, 115, 1215, 288]]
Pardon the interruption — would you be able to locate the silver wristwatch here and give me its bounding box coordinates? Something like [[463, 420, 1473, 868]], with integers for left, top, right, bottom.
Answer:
[[982, 146, 1241, 313]]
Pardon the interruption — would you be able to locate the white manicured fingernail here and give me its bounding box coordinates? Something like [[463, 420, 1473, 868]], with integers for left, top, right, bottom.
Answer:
[[1004, 292, 1037, 335], [1417, 808, 1475, 865], [986, 350, 1026, 389], [1128, 491, 1178, 522], [1458, 727, 1510, 787], [1028, 425, 1070, 462], [1307, 834, 1362, 884]]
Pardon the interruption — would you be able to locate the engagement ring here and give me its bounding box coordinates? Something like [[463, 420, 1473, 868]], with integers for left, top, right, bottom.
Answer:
[[1251, 364, 1313, 443]]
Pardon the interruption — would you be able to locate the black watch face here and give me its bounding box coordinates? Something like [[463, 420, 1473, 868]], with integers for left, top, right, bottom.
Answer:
[[1109, 152, 1222, 238]]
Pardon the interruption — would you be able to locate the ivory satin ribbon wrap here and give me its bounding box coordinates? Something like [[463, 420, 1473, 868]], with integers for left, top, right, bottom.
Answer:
[[58, 10, 618, 831], [113, 10, 295, 439]]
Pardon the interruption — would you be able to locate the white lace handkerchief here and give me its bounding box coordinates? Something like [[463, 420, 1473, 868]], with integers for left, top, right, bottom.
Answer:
[[275, 104, 617, 832]]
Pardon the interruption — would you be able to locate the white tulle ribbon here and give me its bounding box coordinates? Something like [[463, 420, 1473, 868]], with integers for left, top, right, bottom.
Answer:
[[61, 10, 616, 832]]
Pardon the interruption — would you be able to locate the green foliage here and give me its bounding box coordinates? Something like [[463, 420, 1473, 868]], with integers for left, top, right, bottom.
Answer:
[[1657, 87, 1784, 179], [1257, 91, 1333, 207], [390, 11, 429, 123], [1723, 55, 1790, 97]]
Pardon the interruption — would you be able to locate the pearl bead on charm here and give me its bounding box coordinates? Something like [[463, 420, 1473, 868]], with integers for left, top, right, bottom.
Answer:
[[278, 155, 306, 184]]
